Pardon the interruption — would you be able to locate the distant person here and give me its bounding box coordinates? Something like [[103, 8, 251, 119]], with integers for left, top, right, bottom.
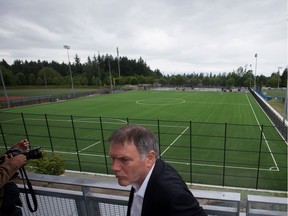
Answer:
[[108, 125, 207, 216], [0, 139, 29, 216]]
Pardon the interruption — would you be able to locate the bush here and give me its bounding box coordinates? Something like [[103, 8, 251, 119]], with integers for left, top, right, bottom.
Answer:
[[28, 151, 65, 176]]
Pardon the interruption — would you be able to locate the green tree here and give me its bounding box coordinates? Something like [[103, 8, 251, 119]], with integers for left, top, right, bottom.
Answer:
[[267, 73, 279, 88], [73, 53, 82, 74], [0, 66, 15, 86], [38, 67, 63, 85], [15, 72, 26, 85], [280, 68, 287, 87]]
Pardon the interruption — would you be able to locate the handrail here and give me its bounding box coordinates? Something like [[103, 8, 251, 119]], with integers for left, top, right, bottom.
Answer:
[[17, 173, 287, 216]]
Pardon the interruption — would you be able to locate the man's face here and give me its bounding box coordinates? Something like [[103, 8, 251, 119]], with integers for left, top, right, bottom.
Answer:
[[109, 141, 155, 187]]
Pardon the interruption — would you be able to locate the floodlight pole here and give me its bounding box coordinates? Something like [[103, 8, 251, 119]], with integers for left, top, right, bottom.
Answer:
[[108, 58, 113, 93], [249, 64, 252, 87], [0, 68, 10, 108], [117, 47, 121, 77], [97, 51, 101, 86], [254, 54, 258, 90], [277, 67, 282, 89], [63, 45, 75, 97]]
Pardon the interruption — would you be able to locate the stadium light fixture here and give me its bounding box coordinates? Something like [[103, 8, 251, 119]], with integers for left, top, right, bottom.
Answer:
[[63, 45, 75, 97], [254, 54, 257, 90], [277, 67, 282, 89]]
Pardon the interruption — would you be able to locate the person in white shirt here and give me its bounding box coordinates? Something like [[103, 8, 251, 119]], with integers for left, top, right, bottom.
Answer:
[[108, 125, 206, 216]]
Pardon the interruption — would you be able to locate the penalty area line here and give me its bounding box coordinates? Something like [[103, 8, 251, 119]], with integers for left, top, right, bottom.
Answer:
[[166, 160, 279, 172], [78, 141, 101, 153], [160, 126, 189, 157]]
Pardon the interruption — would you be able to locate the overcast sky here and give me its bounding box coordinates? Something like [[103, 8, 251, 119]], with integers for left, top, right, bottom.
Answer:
[[0, 0, 287, 76]]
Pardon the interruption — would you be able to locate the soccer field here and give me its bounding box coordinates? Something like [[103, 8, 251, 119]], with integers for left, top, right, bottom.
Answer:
[[0, 90, 287, 191]]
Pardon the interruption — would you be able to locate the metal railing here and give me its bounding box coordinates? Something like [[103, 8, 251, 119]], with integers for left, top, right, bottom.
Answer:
[[17, 173, 287, 216]]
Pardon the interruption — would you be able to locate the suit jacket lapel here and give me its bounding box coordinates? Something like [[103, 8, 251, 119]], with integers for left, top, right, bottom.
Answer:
[[141, 160, 162, 216]]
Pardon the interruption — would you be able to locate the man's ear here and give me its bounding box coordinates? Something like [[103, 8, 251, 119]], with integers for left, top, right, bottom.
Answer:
[[146, 150, 156, 165]]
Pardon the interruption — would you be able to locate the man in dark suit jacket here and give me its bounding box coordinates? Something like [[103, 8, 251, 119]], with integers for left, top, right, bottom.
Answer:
[[109, 125, 207, 216]]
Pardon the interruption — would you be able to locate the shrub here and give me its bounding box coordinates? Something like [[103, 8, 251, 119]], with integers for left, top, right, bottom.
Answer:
[[28, 151, 65, 176]]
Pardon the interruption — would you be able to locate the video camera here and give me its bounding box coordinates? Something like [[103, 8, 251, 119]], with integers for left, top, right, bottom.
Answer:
[[6, 147, 42, 160]]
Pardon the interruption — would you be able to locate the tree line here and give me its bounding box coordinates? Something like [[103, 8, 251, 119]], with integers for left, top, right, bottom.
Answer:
[[0, 54, 287, 89]]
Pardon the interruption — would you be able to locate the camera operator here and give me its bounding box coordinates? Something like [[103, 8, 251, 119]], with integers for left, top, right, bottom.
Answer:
[[0, 139, 29, 216]]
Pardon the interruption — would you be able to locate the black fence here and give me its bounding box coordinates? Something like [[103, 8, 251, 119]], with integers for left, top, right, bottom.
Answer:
[[0, 89, 111, 109], [0, 112, 287, 191]]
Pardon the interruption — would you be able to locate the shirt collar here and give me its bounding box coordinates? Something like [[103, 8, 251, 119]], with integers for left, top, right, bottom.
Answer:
[[132, 163, 155, 198]]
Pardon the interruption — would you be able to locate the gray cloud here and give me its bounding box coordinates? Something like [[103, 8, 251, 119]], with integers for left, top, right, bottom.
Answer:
[[0, 0, 286, 76]]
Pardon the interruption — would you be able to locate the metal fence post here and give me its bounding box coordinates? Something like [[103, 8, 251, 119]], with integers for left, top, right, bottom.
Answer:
[[157, 119, 161, 158], [256, 124, 264, 190], [70, 115, 82, 172], [44, 114, 54, 153], [0, 123, 8, 150], [99, 117, 109, 174], [21, 112, 30, 145], [189, 121, 193, 183], [222, 122, 227, 187]]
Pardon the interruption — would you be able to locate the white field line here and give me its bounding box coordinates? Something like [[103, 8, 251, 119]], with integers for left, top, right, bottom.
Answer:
[[19, 117, 127, 125], [166, 160, 278, 172], [246, 94, 279, 171], [46, 150, 107, 158], [160, 126, 189, 157], [0, 118, 22, 123], [78, 141, 101, 153], [44, 149, 278, 172]]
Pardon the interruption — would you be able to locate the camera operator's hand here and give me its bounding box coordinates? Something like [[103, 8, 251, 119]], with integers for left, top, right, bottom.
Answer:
[[2, 154, 27, 169], [10, 139, 29, 153]]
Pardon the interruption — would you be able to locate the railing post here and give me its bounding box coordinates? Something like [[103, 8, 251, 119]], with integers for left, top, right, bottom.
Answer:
[[82, 186, 101, 216]]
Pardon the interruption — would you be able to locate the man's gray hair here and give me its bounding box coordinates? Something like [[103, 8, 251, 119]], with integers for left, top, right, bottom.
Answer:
[[108, 124, 159, 158]]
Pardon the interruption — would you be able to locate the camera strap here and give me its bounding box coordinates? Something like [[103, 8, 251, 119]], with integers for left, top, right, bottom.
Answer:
[[19, 167, 38, 212]]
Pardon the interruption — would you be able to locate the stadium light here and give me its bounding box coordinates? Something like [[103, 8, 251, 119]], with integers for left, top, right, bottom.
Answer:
[[117, 47, 121, 77], [0, 68, 10, 108], [277, 67, 282, 89], [63, 45, 75, 97], [254, 54, 257, 90]]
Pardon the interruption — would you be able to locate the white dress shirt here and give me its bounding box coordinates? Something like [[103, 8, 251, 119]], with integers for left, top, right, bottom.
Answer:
[[131, 164, 155, 216]]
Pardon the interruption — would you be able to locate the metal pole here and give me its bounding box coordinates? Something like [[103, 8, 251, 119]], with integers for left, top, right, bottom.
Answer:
[[117, 47, 121, 77], [64, 45, 75, 97], [254, 54, 257, 90], [277, 67, 282, 89], [97, 52, 101, 86], [0, 68, 10, 108], [108, 59, 113, 93], [250, 64, 252, 88]]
